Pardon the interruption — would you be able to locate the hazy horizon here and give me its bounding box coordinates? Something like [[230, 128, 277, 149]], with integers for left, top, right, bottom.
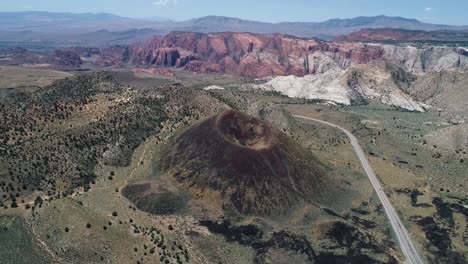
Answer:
[[1, 0, 467, 26]]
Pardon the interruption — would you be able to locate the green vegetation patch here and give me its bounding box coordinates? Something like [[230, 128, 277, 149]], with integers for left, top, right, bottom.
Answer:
[[0, 215, 51, 264]]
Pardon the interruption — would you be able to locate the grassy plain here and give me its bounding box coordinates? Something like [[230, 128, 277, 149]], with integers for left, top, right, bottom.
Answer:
[[0, 66, 72, 89]]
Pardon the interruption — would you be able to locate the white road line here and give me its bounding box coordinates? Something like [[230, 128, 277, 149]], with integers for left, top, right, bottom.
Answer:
[[293, 114, 424, 264]]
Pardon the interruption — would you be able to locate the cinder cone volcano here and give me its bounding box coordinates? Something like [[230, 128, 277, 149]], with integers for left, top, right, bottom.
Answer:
[[160, 110, 336, 215]]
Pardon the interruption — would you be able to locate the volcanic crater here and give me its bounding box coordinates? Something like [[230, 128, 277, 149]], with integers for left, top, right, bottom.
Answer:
[[216, 110, 274, 149]]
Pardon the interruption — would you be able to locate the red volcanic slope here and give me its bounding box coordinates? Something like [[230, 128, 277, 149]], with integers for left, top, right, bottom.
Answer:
[[98, 32, 385, 78]]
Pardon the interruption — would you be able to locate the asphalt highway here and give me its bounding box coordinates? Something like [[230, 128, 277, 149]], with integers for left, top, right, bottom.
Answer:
[[293, 114, 424, 264]]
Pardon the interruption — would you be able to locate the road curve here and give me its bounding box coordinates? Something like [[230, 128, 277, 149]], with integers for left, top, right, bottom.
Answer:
[[293, 114, 424, 264]]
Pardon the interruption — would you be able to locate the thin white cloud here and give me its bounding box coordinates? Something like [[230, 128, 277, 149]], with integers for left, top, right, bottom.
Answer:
[[424, 7, 433, 11], [153, 0, 178, 6]]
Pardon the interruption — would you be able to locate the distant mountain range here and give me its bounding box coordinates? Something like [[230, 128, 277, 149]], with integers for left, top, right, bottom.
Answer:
[[335, 28, 468, 43], [1, 11, 468, 47], [177, 15, 468, 40], [0, 12, 135, 32]]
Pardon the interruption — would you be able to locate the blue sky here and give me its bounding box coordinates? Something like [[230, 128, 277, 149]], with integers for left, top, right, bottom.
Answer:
[[1, 0, 467, 25]]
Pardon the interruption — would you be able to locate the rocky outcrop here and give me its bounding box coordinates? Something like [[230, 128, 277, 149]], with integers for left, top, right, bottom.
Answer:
[[257, 62, 429, 112], [258, 69, 352, 105], [382, 45, 468, 73], [130, 48, 178, 66], [95, 46, 129, 67], [255, 53, 468, 114], [183, 60, 222, 73], [101, 32, 389, 77], [96, 32, 468, 78], [50, 50, 82, 67], [126, 32, 324, 77], [407, 70, 468, 121]]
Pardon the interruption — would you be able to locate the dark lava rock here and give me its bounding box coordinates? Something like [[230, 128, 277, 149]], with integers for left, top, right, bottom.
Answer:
[[255, 231, 317, 263], [199, 220, 263, 246], [121, 182, 187, 215], [432, 197, 455, 226], [395, 188, 432, 208], [200, 220, 317, 263], [201, 219, 397, 264], [412, 216, 467, 263]]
